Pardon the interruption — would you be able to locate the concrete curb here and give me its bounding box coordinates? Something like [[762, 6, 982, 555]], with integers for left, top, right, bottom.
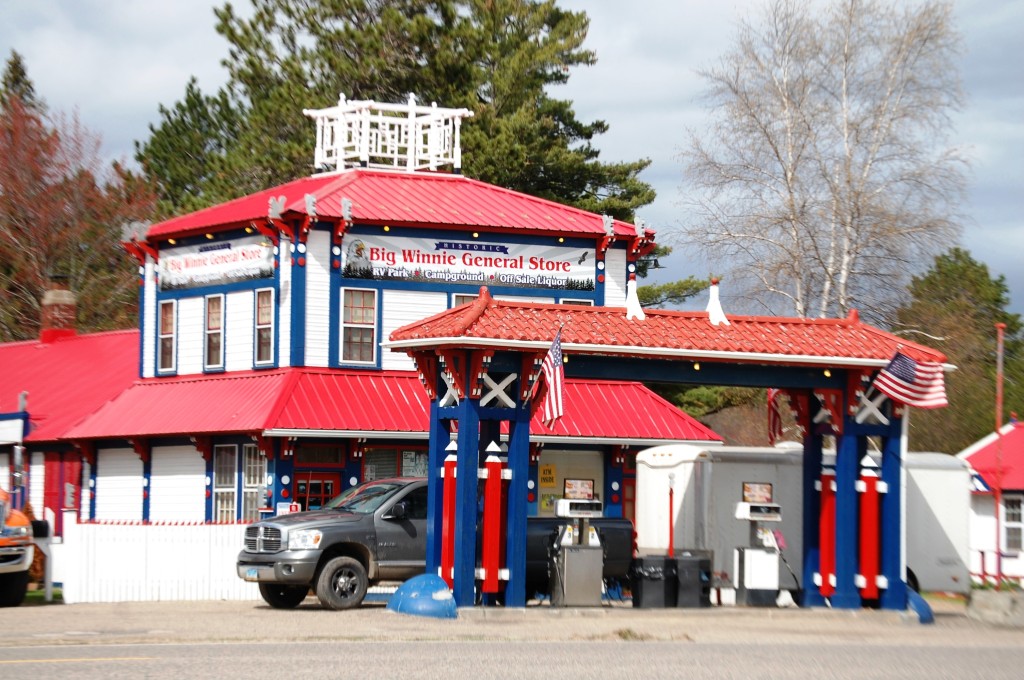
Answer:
[[967, 590, 1024, 628]]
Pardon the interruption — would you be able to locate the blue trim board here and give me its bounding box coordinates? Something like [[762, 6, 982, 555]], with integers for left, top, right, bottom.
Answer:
[[453, 393, 481, 606], [880, 429, 908, 610], [831, 428, 863, 609], [289, 245, 308, 367]]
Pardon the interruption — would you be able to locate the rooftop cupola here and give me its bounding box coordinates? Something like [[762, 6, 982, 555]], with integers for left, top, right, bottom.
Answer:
[[303, 94, 474, 175]]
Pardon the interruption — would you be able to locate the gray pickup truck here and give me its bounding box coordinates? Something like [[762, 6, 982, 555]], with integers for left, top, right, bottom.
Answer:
[[237, 477, 634, 609]]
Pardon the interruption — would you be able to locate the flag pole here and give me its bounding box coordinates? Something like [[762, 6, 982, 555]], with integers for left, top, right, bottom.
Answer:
[[995, 322, 1006, 590]]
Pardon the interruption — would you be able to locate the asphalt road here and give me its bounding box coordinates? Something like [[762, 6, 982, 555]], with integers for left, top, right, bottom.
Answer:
[[3, 597, 1022, 679]]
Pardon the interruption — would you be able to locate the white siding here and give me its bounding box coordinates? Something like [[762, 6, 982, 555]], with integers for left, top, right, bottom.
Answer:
[[304, 231, 331, 367], [142, 258, 157, 378], [149, 446, 206, 522], [381, 290, 447, 371], [278, 239, 292, 367], [95, 448, 143, 521], [225, 289, 255, 372], [603, 248, 627, 306], [29, 451, 44, 511], [175, 296, 204, 376]]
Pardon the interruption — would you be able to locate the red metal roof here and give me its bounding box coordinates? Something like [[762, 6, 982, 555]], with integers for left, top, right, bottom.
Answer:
[[387, 287, 947, 367], [531, 378, 721, 443], [0, 330, 140, 442], [959, 422, 1024, 490], [146, 168, 647, 241], [64, 367, 718, 445]]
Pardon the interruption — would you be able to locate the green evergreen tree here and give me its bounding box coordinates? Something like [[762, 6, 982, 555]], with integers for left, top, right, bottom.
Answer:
[[894, 248, 1024, 453], [0, 50, 40, 111], [136, 0, 655, 222]]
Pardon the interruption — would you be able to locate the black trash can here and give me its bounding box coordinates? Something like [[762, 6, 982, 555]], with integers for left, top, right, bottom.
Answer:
[[629, 556, 678, 608], [676, 554, 712, 608]]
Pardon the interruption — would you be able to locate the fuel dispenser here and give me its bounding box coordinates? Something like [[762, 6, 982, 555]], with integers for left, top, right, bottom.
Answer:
[[549, 498, 604, 607], [733, 501, 783, 606]]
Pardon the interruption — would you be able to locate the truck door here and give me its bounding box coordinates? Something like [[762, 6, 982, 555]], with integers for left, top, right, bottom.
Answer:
[[375, 484, 428, 579]]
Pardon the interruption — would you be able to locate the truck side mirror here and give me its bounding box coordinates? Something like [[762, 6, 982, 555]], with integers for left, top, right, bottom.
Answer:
[[388, 501, 408, 520], [31, 519, 50, 539]]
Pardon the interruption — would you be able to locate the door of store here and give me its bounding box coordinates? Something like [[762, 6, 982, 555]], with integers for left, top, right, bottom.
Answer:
[[295, 472, 341, 511]]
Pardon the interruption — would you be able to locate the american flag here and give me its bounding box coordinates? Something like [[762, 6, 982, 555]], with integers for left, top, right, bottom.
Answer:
[[538, 330, 565, 427], [872, 351, 947, 409]]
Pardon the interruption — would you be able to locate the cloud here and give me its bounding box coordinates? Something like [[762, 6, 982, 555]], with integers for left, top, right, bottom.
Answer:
[[2, 0, 1021, 312]]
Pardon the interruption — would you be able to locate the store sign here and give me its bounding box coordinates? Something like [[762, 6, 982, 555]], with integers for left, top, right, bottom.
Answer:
[[158, 237, 275, 290], [341, 234, 595, 291]]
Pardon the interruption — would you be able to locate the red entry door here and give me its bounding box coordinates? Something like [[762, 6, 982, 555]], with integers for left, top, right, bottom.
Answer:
[[295, 473, 341, 511], [622, 477, 636, 525]]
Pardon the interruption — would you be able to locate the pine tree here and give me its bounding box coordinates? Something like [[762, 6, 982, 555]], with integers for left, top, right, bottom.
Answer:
[[894, 248, 1024, 453], [136, 0, 655, 222]]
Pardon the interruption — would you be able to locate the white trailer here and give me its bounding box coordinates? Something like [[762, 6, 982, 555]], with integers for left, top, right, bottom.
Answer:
[[635, 444, 971, 603]]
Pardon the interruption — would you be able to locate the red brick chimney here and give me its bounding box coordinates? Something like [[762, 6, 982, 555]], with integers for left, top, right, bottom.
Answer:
[[40, 275, 77, 343]]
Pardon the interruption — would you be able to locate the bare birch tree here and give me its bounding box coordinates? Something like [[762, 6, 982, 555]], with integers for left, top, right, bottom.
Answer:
[[680, 0, 967, 322]]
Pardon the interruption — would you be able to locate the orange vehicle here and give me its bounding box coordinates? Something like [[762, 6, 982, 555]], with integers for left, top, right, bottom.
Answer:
[[0, 488, 33, 607]]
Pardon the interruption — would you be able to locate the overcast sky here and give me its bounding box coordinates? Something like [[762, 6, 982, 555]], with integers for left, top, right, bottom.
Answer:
[[3, 0, 1022, 313]]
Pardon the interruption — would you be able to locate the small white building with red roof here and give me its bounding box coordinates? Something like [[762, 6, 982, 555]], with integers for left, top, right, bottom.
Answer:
[[958, 421, 1024, 584]]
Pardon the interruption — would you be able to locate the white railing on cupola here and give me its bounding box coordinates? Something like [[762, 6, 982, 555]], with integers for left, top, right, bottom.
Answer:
[[303, 94, 474, 174]]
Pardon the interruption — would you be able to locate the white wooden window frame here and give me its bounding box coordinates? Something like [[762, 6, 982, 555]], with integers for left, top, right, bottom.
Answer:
[[452, 293, 478, 307], [1005, 494, 1023, 553], [340, 287, 378, 365], [204, 294, 225, 370], [241, 443, 266, 522], [158, 299, 177, 373], [254, 288, 275, 366], [212, 444, 237, 523], [560, 298, 594, 306]]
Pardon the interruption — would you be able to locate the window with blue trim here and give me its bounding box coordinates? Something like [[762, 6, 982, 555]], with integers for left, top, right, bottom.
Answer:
[[204, 294, 224, 370], [158, 300, 176, 372], [341, 288, 377, 364], [255, 288, 274, 366]]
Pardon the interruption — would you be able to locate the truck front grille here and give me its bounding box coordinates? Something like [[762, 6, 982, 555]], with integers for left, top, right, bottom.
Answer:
[[244, 525, 282, 553]]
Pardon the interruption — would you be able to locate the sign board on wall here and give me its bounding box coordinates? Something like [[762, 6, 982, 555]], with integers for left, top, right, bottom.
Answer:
[[158, 236, 275, 290], [342, 233, 595, 291], [539, 464, 557, 488]]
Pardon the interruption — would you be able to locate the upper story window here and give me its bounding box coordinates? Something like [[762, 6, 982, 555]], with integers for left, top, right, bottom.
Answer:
[[158, 300, 176, 372], [341, 288, 377, 364], [561, 299, 594, 306], [205, 294, 224, 370], [452, 294, 478, 307], [255, 288, 274, 366]]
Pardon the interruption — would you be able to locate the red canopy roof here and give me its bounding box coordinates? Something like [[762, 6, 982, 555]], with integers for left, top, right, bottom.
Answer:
[[65, 367, 720, 445], [0, 330, 139, 442], [958, 422, 1024, 491], [146, 168, 648, 241], [387, 287, 947, 368]]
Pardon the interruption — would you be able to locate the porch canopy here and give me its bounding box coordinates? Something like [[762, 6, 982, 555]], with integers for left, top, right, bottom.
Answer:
[[384, 286, 949, 609]]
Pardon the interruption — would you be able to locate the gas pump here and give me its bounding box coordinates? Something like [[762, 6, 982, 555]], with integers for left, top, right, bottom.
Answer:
[[549, 499, 604, 607], [733, 501, 783, 606]]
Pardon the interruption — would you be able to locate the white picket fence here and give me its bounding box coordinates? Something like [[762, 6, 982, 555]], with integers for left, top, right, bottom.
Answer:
[[55, 511, 261, 604]]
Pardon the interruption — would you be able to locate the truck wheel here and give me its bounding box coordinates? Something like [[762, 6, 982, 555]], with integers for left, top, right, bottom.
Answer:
[[258, 584, 309, 609], [315, 557, 368, 610], [0, 571, 29, 607]]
